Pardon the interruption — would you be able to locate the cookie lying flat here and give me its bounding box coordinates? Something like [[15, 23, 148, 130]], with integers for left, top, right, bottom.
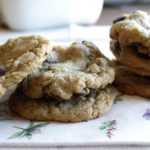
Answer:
[[0, 35, 52, 99], [22, 41, 115, 100], [115, 66, 150, 98], [9, 86, 119, 122], [110, 40, 150, 76], [110, 11, 150, 55]]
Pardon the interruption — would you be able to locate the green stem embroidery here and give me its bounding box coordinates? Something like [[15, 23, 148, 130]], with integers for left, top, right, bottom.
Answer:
[[8, 121, 49, 139], [99, 120, 116, 138]]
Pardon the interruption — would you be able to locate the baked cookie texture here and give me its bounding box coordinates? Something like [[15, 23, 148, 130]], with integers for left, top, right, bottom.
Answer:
[[22, 41, 115, 100], [110, 40, 150, 76], [110, 10, 150, 55], [0, 35, 52, 98], [110, 10, 150, 98], [9, 86, 119, 122], [8, 41, 119, 122], [115, 66, 150, 98], [110, 10, 150, 77]]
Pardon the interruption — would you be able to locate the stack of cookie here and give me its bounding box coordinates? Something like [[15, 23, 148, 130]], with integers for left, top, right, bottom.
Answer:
[[1, 36, 120, 122], [110, 11, 150, 98]]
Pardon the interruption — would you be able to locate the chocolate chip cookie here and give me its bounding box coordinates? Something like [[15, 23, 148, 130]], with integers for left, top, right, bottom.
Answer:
[[0, 35, 52, 99], [22, 41, 115, 100], [110, 40, 150, 76], [9, 86, 119, 122], [115, 66, 150, 98], [110, 11, 150, 55]]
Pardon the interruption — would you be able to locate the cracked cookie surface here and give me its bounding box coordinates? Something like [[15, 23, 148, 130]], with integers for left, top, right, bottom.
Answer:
[[22, 41, 115, 100], [0, 35, 52, 99], [110, 11, 150, 55]]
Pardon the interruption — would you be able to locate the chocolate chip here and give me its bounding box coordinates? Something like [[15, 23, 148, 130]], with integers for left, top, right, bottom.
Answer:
[[113, 16, 126, 24], [82, 41, 88, 44], [130, 43, 139, 50], [0, 68, 5, 76], [136, 50, 149, 60], [45, 93, 63, 102], [130, 46, 149, 60], [114, 41, 121, 51]]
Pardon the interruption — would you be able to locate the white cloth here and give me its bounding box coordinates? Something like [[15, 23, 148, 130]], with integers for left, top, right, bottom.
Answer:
[[0, 25, 149, 149], [0, 96, 150, 149]]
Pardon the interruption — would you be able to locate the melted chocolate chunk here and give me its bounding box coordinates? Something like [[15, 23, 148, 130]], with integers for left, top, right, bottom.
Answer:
[[114, 41, 121, 51], [114, 41, 122, 56], [113, 16, 126, 24], [137, 51, 149, 60], [130, 43, 139, 49], [82, 41, 88, 44], [0, 68, 5, 76], [130, 45, 149, 60], [89, 88, 100, 98], [45, 88, 100, 102], [131, 43, 150, 55], [45, 93, 63, 102]]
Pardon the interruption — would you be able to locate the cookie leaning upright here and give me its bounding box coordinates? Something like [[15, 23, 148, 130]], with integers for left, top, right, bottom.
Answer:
[[0, 35, 52, 98]]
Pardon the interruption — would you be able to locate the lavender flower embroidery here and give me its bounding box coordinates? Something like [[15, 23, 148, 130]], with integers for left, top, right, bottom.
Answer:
[[143, 108, 150, 120], [99, 120, 117, 138]]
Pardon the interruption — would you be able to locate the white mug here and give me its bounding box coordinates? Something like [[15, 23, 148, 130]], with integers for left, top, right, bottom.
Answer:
[[1, 0, 103, 30], [0, 0, 3, 26]]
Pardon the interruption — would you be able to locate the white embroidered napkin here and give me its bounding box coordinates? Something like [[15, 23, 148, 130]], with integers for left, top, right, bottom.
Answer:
[[0, 95, 150, 146], [0, 25, 149, 148]]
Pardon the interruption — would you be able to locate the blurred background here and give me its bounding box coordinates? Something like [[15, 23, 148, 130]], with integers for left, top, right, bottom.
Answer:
[[0, 0, 149, 67], [0, 0, 149, 30], [98, 0, 150, 25]]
